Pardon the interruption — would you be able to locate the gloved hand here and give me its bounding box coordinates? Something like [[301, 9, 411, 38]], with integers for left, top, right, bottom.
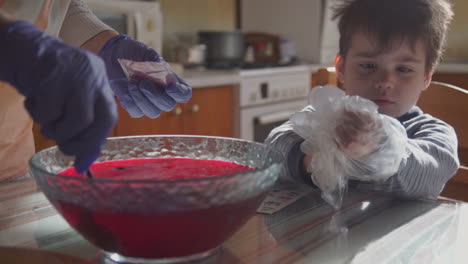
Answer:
[[0, 21, 118, 173], [98, 34, 192, 118]]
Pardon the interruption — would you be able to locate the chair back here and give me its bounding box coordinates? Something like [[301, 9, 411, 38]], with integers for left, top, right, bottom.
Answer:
[[417, 81, 468, 165]]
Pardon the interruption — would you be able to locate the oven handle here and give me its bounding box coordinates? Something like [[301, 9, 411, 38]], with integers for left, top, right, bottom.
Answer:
[[256, 110, 297, 125]]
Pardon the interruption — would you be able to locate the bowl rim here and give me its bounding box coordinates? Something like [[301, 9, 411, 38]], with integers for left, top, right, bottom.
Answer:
[[29, 134, 284, 184]]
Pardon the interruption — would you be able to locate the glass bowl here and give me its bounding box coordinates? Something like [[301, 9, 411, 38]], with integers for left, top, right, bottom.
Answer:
[[30, 135, 283, 264]]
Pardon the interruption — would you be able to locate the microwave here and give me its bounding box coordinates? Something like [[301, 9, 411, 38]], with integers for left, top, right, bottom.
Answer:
[[85, 0, 163, 51]]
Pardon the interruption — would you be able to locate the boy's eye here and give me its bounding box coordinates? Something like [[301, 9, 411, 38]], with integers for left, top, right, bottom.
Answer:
[[359, 63, 376, 70], [397, 66, 413, 73]]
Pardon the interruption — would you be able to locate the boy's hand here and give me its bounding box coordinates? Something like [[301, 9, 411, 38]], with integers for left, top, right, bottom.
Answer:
[[334, 109, 384, 159]]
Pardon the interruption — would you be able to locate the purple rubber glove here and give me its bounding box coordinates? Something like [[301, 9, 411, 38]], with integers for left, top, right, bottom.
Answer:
[[0, 21, 118, 173], [98, 34, 192, 118]]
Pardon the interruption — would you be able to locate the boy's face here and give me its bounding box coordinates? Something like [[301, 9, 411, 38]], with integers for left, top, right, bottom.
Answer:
[[335, 31, 433, 118]]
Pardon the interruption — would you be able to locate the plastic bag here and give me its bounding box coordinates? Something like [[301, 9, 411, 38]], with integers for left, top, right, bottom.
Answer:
[[118, 59, 175, 86], [290, 85, 407, 209]]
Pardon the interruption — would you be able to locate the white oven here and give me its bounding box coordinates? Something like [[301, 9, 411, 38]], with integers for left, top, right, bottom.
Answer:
[[239, 66, 310, 142]]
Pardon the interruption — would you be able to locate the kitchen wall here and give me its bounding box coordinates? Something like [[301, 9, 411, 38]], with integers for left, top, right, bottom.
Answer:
[[159, 0, 236, 58], [444, 0, 468, 62], [157, 0, 468, 62]]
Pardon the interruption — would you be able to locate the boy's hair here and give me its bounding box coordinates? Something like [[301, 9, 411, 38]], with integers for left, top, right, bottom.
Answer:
[[332, 0, 453, 72]]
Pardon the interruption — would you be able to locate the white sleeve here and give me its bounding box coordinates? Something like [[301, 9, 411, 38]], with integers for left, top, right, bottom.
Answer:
[[59, 0, 114, 47]]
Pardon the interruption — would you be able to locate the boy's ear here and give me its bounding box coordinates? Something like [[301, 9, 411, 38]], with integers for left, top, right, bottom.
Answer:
[[334, 54, 345, 84], [423, 68, 434, 91]]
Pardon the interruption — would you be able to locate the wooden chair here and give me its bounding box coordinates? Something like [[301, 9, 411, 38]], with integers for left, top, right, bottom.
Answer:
[[311, 67, 339, 88], [418, 81, 468, 202]]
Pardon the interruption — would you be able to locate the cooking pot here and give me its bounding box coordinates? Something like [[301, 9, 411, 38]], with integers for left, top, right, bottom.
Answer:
[[198, 31, 245, 69]]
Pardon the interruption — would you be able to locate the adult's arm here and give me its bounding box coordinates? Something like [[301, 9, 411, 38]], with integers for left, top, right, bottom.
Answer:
[[59, 0, 117, 52]]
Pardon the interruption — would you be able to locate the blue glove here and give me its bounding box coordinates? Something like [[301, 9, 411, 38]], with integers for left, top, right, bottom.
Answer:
[[98, 34, 192, 118], [0, 21, 118, 173]]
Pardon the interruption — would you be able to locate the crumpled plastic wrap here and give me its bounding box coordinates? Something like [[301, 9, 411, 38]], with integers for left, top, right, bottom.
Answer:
[[118, 59, 175, 86], [290, 85, 407, 209]]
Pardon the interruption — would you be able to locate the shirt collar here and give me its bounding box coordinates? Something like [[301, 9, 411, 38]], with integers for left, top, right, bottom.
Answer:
[[396, 106, 423, 123]]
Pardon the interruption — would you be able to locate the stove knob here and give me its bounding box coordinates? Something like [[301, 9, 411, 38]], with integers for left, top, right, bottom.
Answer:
[[272, 90, 279, 99], [250, 93, 257, 102]]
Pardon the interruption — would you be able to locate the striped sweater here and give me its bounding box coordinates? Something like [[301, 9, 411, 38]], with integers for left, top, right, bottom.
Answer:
[[265, 106, 460, 199]]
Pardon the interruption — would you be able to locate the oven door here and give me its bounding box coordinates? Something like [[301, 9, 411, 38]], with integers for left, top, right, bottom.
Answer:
[[240, 99, 307, 142]]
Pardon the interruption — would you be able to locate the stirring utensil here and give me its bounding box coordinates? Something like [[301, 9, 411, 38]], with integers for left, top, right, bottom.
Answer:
[[86, 169, 94, 179]]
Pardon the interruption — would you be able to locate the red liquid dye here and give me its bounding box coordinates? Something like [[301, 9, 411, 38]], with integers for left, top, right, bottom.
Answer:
[[55, 158, 264, 259]]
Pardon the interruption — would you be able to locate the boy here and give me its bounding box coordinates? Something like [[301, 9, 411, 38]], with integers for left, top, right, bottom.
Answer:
[[265, 0, 459, 199]]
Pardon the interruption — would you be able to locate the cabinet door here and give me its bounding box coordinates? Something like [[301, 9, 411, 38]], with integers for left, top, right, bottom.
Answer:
[[183, 85, 234, 137], [114, 101, 184, 136], [33, 123, 56, 151]]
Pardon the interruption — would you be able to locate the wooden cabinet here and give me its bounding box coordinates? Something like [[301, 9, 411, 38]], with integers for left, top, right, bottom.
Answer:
[[180, 85, 235, 137], [33, 85, 236, 152], [32, 122, 56, 153], [114, 84, 235, 137]]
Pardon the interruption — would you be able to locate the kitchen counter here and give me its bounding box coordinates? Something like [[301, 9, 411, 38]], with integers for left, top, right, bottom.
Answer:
[[1, 177, 467, 263], [181, 68, 241, 88], [436, 63, 468, 73], [240, 64, 317, 77], [179, 64, 325, 88]]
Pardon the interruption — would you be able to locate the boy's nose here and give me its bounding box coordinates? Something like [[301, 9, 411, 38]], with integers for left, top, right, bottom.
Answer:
[[374, 72, 394, 93]]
